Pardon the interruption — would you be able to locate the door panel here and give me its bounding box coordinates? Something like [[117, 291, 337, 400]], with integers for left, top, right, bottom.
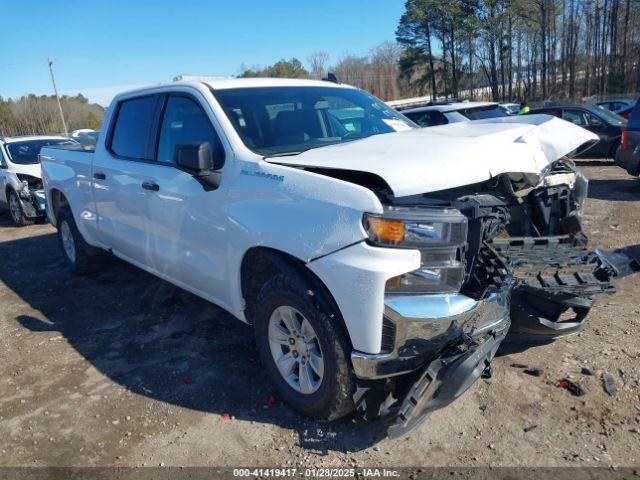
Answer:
[[140, 165, 229, 303], [93, 95, 162, 263], [143, 93, 229, 304], [562, 109, 608, 156]]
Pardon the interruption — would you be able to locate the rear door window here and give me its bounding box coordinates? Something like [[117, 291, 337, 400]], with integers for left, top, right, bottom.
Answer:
[[110, 96, 159, 160]]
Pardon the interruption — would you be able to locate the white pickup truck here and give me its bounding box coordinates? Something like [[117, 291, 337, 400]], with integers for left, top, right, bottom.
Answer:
[[40, 78, 637, 436]]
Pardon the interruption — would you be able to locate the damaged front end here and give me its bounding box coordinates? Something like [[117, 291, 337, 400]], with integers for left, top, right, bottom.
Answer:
[[352, 158, 639, 436], [15, 174, 47, 219]]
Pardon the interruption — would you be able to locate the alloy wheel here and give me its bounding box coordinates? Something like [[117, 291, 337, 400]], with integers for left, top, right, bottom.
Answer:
[[60, 220, 76, 263], [268, 305, 324, 394]]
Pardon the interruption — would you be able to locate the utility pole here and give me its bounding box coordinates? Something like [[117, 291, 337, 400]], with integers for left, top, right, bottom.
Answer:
[[48, 58, 68, 136]]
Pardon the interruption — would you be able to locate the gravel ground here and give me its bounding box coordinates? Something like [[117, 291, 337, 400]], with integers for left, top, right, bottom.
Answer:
[[0, 160, 639, 470]]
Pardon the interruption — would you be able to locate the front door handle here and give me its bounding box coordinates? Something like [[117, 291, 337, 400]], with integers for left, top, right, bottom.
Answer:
[[141, 181, 160, 191], [94, 172, 106, 180]]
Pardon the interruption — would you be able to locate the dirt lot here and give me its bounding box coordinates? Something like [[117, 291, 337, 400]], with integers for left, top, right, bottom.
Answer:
[[0, 160, 639, 470]]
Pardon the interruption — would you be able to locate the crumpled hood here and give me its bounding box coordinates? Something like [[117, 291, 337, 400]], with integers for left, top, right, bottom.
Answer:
[[8, 162, 42, 179], [267, 114, 598, 197]]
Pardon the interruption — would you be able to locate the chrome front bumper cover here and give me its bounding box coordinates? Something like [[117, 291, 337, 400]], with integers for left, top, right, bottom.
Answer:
[[351, 290, 511, 379]]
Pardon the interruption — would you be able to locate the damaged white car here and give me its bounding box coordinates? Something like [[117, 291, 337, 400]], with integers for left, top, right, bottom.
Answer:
[[39, 79, 638, 436], [0, 135, 79, 226]]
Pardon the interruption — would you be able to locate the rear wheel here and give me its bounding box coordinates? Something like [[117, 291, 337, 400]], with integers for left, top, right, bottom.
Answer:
[[609, 140, 621, 159], [254, 273, 355, 421], [8, 189, 34, 227], [56, 206, 101, 275]]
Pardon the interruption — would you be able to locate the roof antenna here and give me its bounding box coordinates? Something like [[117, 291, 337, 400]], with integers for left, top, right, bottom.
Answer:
[[323, 72, 339, 84]]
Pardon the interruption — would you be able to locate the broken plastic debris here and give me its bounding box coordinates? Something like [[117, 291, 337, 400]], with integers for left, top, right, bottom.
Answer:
[[511, 363, 528, 369], [524, 368, 543, 377], [265, 394, 278, 408], [221, 413, 231, 420], [602, 373, 617, 397], [581, 367, 594, 376], [523, 425, 537, 433], [555, 378, 585, 397]]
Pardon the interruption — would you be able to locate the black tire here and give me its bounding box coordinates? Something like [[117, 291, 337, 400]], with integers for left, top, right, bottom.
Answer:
[[254, 273, 355, 421], [7, 189, 34, 227], [56, 205, 102, 275], [609, 140, 621, 160]]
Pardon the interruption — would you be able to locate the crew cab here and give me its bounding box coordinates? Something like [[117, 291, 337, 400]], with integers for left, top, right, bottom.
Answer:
[[0, 135, 78, 226], [40, 79, 637, 436]]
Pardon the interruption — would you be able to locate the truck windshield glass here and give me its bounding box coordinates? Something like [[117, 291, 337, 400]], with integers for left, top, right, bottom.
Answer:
[[212, 86, 417, 156], [6, 139, 78, 165]]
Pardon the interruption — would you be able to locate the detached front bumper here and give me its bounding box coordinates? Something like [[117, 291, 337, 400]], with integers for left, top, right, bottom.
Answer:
[[17, 187, 46, 219], [351, 289, 510, 379], [350, 289, 511, 437]]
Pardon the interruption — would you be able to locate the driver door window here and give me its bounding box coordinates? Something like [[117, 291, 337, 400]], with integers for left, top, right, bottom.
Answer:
[[157, 95, 224, 166]]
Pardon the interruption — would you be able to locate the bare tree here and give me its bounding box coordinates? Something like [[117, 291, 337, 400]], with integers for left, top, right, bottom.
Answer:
[[307, 51, 330, 79]]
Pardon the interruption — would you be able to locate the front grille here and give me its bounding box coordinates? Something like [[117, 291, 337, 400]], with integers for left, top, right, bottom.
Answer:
[[380, 317, 396, 353]]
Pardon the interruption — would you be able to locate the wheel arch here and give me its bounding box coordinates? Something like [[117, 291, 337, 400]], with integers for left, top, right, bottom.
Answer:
[[47, 188, 69, 227], [239, 246, 353, 349]]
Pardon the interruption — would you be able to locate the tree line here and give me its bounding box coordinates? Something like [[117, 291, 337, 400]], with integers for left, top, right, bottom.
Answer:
[[0, 94, 104, 137], [396, 0, 640, 102], [4, 0, 639, 137], [239, 0, 640, 103], [238, 42, 418, 101]]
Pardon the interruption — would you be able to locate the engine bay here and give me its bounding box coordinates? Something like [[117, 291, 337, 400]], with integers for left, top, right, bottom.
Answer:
[[386, 158, 638, 338]]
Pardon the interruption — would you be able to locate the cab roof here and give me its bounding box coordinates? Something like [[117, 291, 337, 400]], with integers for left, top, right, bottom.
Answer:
[[200, 77, 354, 90]]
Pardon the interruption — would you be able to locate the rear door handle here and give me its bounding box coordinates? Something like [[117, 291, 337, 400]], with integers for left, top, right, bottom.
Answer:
[[93, 172, 106, 180], [141, 181, 160, 191]]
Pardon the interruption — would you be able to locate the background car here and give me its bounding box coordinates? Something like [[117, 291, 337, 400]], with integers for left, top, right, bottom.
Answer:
[[616, 102, 637, 119], [401, 101, 508, 127], [0, 135, 79, 226], [597, 100, 634, 113], [499, 103, 521, 115], [615, 102, 640, 176], [528, 104, 627, 158], [70, 129, 99, 148]]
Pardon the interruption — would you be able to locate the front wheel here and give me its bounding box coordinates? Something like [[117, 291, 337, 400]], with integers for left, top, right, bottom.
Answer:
[[254, 273, 355, 421], [8, 189, 34, 227]]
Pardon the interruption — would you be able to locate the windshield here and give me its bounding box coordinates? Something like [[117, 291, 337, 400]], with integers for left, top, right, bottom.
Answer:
[[459, 105, 509, 120], [590, 105, 627, 126], [6, 138, 78, 165], [211, 86, 417, 156]]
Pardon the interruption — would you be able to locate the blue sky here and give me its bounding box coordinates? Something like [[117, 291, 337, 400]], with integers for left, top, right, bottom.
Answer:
[[0, 0, 405, 106]]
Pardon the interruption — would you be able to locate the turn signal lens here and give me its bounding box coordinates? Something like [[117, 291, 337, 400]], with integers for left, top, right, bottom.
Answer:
[[386, 275, 402, 288], [365, 216, 405, 244]]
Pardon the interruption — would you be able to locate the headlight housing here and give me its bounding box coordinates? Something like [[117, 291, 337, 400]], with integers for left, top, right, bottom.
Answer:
[[363, 207, 468, 294]]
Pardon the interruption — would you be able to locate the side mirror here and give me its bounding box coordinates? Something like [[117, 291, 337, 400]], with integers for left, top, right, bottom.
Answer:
[[589, 117, 603, 126], [174, 142, 213, 172], [173, 142, 222, 191]]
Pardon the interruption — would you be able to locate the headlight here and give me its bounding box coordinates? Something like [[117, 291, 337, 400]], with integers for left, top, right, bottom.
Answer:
[[363, 208, 468, 294]]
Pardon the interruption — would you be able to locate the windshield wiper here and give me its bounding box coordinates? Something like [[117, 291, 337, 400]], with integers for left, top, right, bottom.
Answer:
[[263, 145, 327, 159], [263, 151, 305, 158]]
